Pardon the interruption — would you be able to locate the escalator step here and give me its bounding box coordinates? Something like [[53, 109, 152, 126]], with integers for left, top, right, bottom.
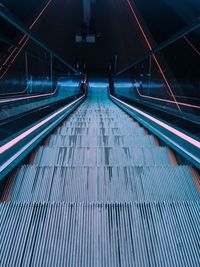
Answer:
[[32, 146, 171, 167], [2, 166, 198, 202], [0, 202, 199, 267]]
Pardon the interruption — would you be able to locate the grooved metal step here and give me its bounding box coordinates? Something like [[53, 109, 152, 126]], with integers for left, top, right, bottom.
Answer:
[[32, 146, 171, 167], [0, 202, 199, 267], [3, 166, 198, 202], [48, 134, 155, 147], [1, 84, 199, 267]]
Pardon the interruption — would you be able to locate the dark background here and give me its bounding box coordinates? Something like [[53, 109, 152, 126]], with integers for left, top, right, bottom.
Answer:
[[1, 0, 199, 70], [0, 0, 199, 97]]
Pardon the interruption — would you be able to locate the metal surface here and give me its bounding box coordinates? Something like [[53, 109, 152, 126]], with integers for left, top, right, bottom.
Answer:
[[3, 165, 199, 202], [0, 202, 199, 267], [0, 84, 199, 266]]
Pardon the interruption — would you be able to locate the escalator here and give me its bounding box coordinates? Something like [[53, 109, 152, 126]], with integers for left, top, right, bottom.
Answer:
[[1, 82, 199, 266], [0, 79, 83, 142], [0, 2, 199, 266]]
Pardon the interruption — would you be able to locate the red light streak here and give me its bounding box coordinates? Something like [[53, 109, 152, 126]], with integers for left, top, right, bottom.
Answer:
[[0, 0, 53, 79], [0, 37, 29, 79], [126, 0, 181, 111], [184, 36, 200, 57]]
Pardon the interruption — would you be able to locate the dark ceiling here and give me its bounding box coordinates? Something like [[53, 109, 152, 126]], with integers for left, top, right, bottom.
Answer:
[[1, 0, 199, 73]]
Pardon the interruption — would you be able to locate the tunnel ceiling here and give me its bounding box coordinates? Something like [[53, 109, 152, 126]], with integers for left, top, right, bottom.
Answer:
[[0, 0, 199, 73]]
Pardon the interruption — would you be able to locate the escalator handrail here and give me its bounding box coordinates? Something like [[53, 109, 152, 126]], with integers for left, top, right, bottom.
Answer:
[[109, 92, 200, 168], [0, 93, 86, 154], [0, 92, 86, 180]]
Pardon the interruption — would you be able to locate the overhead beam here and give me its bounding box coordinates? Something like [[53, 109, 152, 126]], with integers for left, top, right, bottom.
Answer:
[[83, 0, 91, 26], [0, 4, 80, 73]]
